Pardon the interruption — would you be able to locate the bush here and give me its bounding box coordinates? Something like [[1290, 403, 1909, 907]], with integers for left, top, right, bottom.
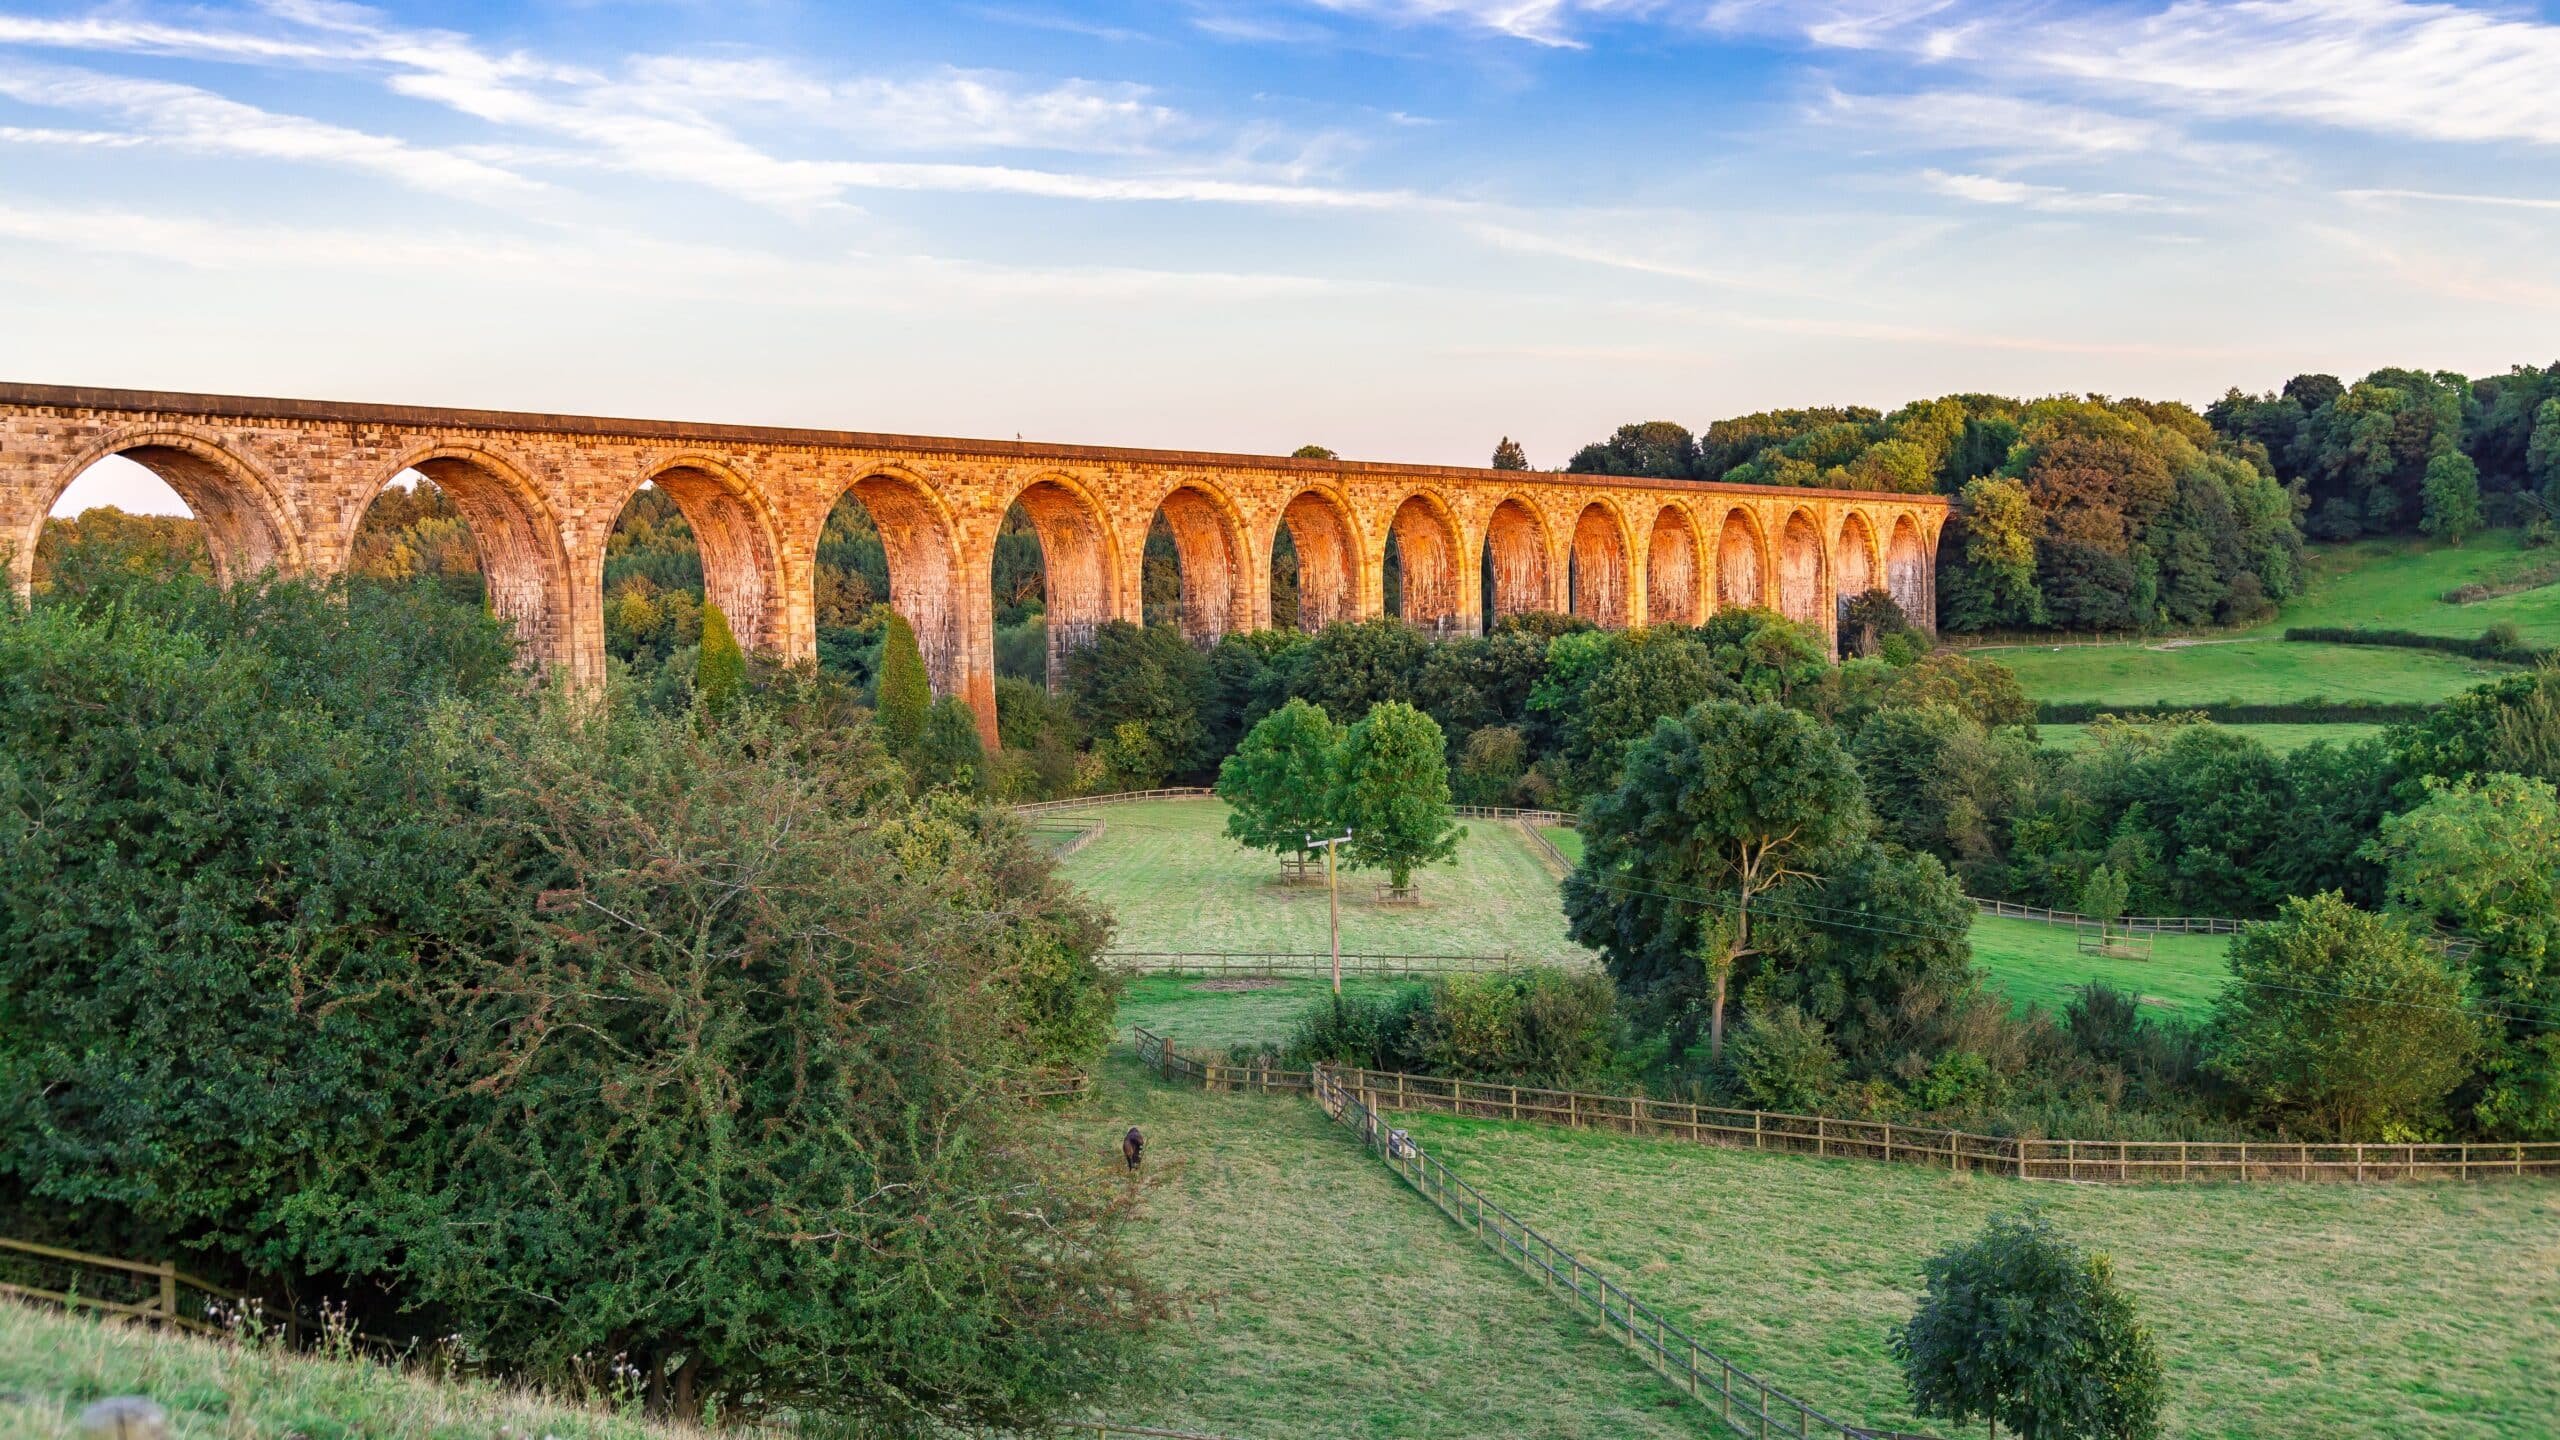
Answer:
[[1287, 987, 1427, 1071], [1726, 1005, 1842, 1112], [1407, 968, 1620, 1085]]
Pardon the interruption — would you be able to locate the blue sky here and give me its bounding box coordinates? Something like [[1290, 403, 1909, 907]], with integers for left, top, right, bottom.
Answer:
[[9, 0, 2560, 514]]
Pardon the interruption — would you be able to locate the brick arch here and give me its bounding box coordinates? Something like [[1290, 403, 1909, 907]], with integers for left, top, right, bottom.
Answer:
[[1001, 470, 1123, 683], [1482, 494, 1552, 622], [1887, 514, 1929, 621], [1569, 499, 1636, 628], [1777, 507, 1827, 628], [369, 442, 576, 677], [22, 428, 302, 597], [828, 464, 968, 696], [1385, 488, 1466, 634], [618, 454, 787, 655], [1275, 484, 1364, 632], [1834, 510, 1881, 623], [1712, 503, 1769, 611], [1146, 476, 1251, 647], [1645, 502, 1704, 626]]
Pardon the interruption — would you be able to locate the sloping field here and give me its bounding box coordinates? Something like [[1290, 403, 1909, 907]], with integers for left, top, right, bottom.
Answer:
[[2035, 721, 2386, 753], [1393, 1108, 2560, 1440], [1968, 913, 2230, 1018], [1053, 1061, 1701, 1439], [1061, 798, 1590, 960]]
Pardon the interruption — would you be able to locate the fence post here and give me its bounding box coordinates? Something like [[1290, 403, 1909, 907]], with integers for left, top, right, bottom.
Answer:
[[157, 1260, 176, 1323]]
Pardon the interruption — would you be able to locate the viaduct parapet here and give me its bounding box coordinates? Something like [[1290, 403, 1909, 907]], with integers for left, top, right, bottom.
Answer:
[[0, 384, 1949, 746]]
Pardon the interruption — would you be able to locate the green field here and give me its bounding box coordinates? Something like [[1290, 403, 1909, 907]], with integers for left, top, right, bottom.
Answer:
[[1969, 912, 2231, 1018], [1394, 1108, 2560, 1440], [2035, 721, 2387, 754], [1121, 973, 1422, 1050], [1062, 799, 1588, 959], [1979, 529, 2553, 715], [1054, 1061, 1701, 1438]]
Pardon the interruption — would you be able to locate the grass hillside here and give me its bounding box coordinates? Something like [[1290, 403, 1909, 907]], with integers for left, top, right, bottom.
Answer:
[[1393, 1109, 2560, 1440], [0, 1301, 687, 1440], [1061, 799, 1587, 959], [1984, 529, 2554, 714], [2035, 721, 2386, 753]]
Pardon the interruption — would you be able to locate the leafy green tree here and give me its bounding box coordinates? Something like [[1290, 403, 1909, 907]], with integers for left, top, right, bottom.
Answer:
[[1566, 420, 1698, 479], [1564, 700, 1868, 1059], [1697, 607, 1829, 704], [916, 695, 988, 792], [2210, 893, 2482, 1138], [2420, 447, 2483, 544], [1891, 1210, 2166, 1440], [2529, 397, 2560, 500], [1291, 444, 1338, 460], [875, 609, 931, 753], [695, 599, 746, 717], [1327, 701, 1463, 890], [1948, 476, 2046, 630], [1063, 620, 1208, 784], [1490, 436, 1529, 470], [2368, 775, 2560, 1139], [1283, 617, 1429, 722], [1751, 843, 1976, 1073], [1543, 626, 1729, 797], [1726, 1004, 1843, 1111], [2080, 863, 2130, 942], [1217, 698, 1343, 862]]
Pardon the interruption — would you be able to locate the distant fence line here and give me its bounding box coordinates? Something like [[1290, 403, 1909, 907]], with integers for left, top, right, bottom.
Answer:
[[1026, 816, 1108, 860], [1108, 950, 1579, 979], [1129, 1030, 2560, 1185], [1311, 1066, 1931, 1440], [1010, 787, 1211, 818], [1968, 897, 2247, 936], [0, 1236, 238, 1336]]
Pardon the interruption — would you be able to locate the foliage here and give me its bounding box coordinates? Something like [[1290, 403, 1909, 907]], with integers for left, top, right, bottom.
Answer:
[[2367, 775, 2560, 1138], [1727, 1004, 1843, 1111], [1890, 1209, 2165, 1440], [1748, 843, 1978, 1078], [1284, 968, 1620, 1085], [2208, 894, 2482, 1139], [1327, 701, 1463, 889], [1216, 697, 1344, 860], [1063, 620, 1208, 785], [1566, 420, 1699, 479], [33, 506, 210, 591], [1280, 617, 1429, 723], [874, 609, 931, 753], [914, 694, 988, 792], [693, 600, 745, 717], [2422, 448, 2484, 544], [1564, 700, 1868, 1059], [1491, 436, 1529, 470], [2283, 625, 2544, 666]]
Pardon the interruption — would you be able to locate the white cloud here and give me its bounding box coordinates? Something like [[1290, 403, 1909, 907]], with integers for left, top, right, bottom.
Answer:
[[0, 60, 543, 205], [2340, 187, 2560, 214], [1921, 168, 2175, 213], [1814, 88, 2277, 174], [619, 58, 1186, 154]]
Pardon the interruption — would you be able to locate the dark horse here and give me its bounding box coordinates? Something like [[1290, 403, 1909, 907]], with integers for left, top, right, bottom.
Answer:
[[1122, 1126, 1144, 1172]]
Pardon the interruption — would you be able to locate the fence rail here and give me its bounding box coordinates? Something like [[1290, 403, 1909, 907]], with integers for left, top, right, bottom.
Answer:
[[0, 1236, 239, 1336], [1967, 897, 2247, 936], [1329, 1067, 2560, 1185], [1312, 1067, 1920, 1440], [1010, 787, 1212, 817], [1108, 950, 1578, 978], [1134, 1026, 1314, 1093]]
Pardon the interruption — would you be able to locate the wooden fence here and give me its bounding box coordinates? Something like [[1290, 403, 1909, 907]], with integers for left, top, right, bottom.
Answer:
[[0, 1236, 238, 1336], [1312, 1068, 1927, 1440], [1133, 1027, 1313, 1094], [1968, 897, 2247, 936], [1010, 787, 1212, 817], [1329, 1067, 2560, 1185], [1107, 950, 1579, 978], [1026, 816, 1108, 860]]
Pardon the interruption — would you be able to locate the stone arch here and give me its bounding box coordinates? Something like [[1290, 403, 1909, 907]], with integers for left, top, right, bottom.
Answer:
[[1276, 485, 1363, 632], [1887, 514, 1929, 622], [826, 465, 968, 696], [1834, 510, 1880, 624], [1002, 471, 1123, 685], [1482, 495, 1552, 623], [1386, 489, 1466, 634], [369, 442, 576, 676], [625, 455, 787, 655], [1778, 508, 1827, 628], [1569, 500, 1635, 628], [21, 428, 302, 597], [1645, 502, 1704, 626], [1713, 504, 1768, 612], [1148, 477, 1251, 647]]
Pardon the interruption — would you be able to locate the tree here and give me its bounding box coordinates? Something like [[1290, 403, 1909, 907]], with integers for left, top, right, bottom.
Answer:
[[2210, 893, 2483, 1138], [1062, 620, 1209, 784], [915, 695, 988, 792], [1891, 1210, 2166, 1440], [1291, 444, 1338, 460], [1949, 476, 2046, 630], [2368, 775, 2560, 1138], [695, 600, 746, 717], [1217, 698, 1343, 863], [1327, 701, 1463, 890], [1567, 421, 1698, 479], [2420, 447, 2483, 545], [2080, 863, 2130, 943], [1563, 700, 1868, 1059], [1751, 842, 1975, 1073], [876, 609, 931, 753], [1491, 436, 1529, 470]]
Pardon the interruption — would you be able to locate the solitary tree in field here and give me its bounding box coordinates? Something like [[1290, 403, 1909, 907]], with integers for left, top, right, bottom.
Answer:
[[876, 611, 931, 754], [2079, 863, 2130, 944], [1327, 701, 1463, 891], [1892, 1210, 2165, 1440], [1218, 698, 1343, 866], [1564, 700, 1866, 1061]]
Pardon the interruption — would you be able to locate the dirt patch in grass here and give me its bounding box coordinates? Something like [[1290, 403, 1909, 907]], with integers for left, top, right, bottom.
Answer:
[[1194, 978, 1286, 992]]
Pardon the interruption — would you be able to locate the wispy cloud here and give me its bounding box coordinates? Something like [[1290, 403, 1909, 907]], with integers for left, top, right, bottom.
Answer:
[[2340, 187, 2560, 214], [1921, 168, 2177, 214]]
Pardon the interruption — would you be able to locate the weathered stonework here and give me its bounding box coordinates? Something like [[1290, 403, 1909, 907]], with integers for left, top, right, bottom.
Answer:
[[0, 384, 1950, 748]]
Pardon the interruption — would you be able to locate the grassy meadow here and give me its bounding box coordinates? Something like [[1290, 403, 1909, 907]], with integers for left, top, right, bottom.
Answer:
[[1061, 798, 1588, 959], [1393, 1108, 2560, 1440], [1052, 1060, 1702, 1439], [2033, 720, 2387, 753]]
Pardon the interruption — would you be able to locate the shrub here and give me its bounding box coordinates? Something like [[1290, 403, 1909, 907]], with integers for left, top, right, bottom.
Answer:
[[914, 694, 988, 792], [1287, 988, 1426, 1071], [1727, 1005, 1842, 1112], [694, 600, 745, 717], [1407, 968, 1620, 1085], [875, 609, 930, 752]]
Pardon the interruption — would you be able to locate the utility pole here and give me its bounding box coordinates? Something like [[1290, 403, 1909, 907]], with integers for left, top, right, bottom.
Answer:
[[1307, 831, 1354, 994]]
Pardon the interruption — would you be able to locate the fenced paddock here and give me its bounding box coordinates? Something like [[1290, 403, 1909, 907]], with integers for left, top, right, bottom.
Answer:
[[1106, 949, 1577, 979]]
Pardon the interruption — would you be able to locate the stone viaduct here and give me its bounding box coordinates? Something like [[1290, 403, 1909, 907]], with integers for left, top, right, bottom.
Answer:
[[0, 384, 1948, 748]]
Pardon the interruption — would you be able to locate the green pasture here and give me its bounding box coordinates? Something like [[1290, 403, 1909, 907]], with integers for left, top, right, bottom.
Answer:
[[1060, 798, 1588, 960], [2035, 721, 2386, 754], [1969, 913, 2230, 1019], [1053, 1060, 1700, 1439], [1120, 973, 1420, 1051], [1394, 1108, 2560, 1440], [2278, 528, 2560, 643]]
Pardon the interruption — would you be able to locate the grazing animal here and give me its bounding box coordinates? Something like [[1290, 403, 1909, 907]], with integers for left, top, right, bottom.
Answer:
[[1122, 1126, 1145, 1172]]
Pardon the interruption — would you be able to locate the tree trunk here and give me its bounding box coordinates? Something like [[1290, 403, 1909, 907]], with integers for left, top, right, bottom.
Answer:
[[1709, 968, 1728, 1062]]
